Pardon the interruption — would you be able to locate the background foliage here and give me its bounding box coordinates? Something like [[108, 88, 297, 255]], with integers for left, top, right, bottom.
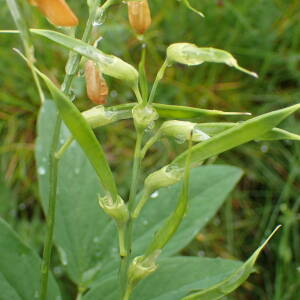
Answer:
[[0, 0, 299, 299]]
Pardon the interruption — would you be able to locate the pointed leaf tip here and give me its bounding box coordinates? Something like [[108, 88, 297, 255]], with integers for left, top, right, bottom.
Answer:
[[183, 226, 281, 300]]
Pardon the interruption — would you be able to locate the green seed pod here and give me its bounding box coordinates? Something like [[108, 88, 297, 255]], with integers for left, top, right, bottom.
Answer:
[[160, 120, 210, 143], [93, 53, 139, 86], [167, 43, 257, 77], [30, 29, 140, 86]]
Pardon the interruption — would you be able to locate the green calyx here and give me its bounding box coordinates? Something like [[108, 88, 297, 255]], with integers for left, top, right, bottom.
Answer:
[[132, 104, 159, 130]]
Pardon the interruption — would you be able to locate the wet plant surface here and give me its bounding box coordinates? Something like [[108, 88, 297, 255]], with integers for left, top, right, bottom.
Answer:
[[1, 1, 300, 300]]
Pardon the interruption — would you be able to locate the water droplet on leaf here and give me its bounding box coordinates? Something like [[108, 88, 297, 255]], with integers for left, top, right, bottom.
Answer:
[[38, 167, 46, 175]]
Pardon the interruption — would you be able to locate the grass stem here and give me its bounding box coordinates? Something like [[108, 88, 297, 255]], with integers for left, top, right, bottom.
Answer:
[[39, 6, 100, 299], [39, 117, 61, 300]]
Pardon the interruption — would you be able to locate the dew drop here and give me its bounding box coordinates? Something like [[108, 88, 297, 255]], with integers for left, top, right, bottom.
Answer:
[[150, 191, 159, 198], [93, 236, 101, 243], [175, 135, 186, 144], [58, 247, 68, 266], [74, 168, 80, 175], [111, 90, 118, 98], [38, 167, 46, 175], [197, 250, 205, 256], [53, 266, 63, 276], [192, 128, 210, 141], [261, 145, 269, 153]]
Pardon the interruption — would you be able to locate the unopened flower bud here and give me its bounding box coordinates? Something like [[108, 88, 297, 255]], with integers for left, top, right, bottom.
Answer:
[[132, 104, 159, 130], [128, 251, 160, 289], [98, 194, 129, 228], [84, 60, 109, 105], [160, 120, 210, 143], [127, 0, 152, 34], [82, 105, 132, 129], [145, 165, 183, 194], [82, 105, 114, 128], [29, 0, 79, 27]]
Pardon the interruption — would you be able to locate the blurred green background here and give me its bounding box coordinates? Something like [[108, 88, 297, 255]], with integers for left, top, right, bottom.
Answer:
[[0, 0, 299, 299]]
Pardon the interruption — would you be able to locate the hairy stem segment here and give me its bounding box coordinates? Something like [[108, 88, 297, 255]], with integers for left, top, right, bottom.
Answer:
[[39, 7, 100, 300], [120, 130, 144, 300]]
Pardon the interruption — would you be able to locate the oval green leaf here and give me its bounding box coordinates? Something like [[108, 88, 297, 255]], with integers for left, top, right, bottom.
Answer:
[[0, 218, 61, 300]]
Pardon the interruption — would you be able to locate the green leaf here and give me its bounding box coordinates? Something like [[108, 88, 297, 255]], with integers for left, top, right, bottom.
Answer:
[[182, 226, 281, 299], [83, 257, 242, 300], [5, 0, 31, 52], [34, 68, 119, 201], [181, 0, 205, 17], [172, 104, 300, 168], [0, 218, 60, 300], [153, 103, 251, 118], [36, 100, 117, 286], [37, 105, 242, 290], [132, 165, 243, 256], [81, 103, 250, 133], [167, 43, 257, 77], [256, 127, 300, 141], [143, 137, 192, 257], [30, 29, 138, 86], [107, 103, 250, 118], [138, 46, 149, 101], [195, 123, 300, 141]]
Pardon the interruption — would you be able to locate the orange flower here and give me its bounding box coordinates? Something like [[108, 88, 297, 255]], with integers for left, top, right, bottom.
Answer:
[[29, 0, 78, 27], [127, 0, 151, 34], [84, 60, 109, 105]]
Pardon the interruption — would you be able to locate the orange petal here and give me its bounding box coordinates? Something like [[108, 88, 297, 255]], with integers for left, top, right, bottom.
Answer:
[[128, 0, 151, 34], [28, 0, 38, 6], [84, 60, 109, 105], [35, 0, 78, 27]]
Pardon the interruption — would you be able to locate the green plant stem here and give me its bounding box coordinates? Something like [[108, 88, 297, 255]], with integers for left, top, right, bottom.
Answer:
[[39, 7, 101, 300], [39, 116, 61, 300], [132, 189, 150, 219], [120, 130, 144, 300], [133, 84, 144, 104], [140, 130, 161, 159], [55, 136, 74, 159], [148, 59, 168, 104]]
